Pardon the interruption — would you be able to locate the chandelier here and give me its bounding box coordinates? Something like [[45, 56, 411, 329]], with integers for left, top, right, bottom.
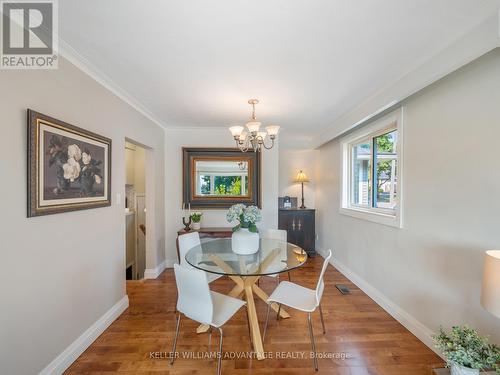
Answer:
[[229, 99, 280, 152]]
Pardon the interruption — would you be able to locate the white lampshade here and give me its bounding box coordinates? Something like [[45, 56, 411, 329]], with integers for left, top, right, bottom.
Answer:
[[481, 250, 500, 319], [246, 121, 261, 133], [257, 131, 267, 140], [229, 126, 244, 137], [239, 131, 248, 141], [265, 125, 280, 136]]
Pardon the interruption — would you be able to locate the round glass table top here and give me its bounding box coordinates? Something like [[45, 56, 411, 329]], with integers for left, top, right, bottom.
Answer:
[[185, 238, 308, 276]]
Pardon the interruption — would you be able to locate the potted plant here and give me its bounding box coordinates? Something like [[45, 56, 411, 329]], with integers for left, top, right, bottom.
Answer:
[[226, 204, 261, 255], [433, 326, 500, 375], [190, 212, 203, 230]]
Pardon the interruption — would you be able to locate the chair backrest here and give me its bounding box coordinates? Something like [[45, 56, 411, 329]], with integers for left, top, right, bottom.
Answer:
[[261, 228, 287, 242], [178, 232, 201, 267], [315, 249, 332, 306], [174, 263, 213, 324]]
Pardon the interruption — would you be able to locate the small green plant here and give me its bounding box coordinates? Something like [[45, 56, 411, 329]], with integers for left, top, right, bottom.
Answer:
[[433, 326, 500, 373], [190, 212, 202, 223]]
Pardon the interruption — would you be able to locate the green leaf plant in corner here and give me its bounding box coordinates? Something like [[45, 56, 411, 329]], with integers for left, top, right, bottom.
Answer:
[[432, 325, 500, 374]]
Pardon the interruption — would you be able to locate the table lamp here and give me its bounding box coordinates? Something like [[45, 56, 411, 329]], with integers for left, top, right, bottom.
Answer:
[[481, 250, 500, 319], [294, 170, 310, 209]]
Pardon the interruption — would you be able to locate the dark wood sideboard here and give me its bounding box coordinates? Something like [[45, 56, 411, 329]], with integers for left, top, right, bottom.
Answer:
[[278, 208, 316, 256]]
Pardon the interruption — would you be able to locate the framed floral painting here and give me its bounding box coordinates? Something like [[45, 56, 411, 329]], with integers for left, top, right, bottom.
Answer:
[[27, 110, 112, 217]]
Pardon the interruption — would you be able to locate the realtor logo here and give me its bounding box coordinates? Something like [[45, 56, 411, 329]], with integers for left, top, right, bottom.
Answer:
[[1, 0, 58, 69]]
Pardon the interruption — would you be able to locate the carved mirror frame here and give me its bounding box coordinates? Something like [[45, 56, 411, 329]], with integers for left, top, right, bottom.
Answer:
[[182, 147, 261, 209]]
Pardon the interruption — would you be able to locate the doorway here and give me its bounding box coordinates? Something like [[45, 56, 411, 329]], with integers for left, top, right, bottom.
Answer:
[[125, 140, 147, 280]]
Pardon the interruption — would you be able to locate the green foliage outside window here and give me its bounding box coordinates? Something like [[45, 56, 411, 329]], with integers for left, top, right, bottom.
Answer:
[[214, 176, 242, 195]]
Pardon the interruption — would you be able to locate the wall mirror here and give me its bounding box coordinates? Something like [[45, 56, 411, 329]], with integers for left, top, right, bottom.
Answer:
[[183, 148, 261, 209]]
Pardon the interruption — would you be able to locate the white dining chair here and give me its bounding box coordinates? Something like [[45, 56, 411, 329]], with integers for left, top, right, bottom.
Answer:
[[178, 231, 222, 284], [263, 249, 333, 371], [171, 264, 247, 375], [260, 229, 291, 284]]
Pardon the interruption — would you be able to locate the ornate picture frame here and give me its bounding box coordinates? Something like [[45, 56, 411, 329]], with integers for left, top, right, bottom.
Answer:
[[27, 110, 112, 217]]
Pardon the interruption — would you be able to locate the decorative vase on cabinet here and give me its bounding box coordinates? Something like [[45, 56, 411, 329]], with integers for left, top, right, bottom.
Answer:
[[231, 228, 259, 255]]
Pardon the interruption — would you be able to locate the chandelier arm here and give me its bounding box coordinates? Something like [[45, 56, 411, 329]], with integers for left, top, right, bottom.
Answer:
[[262, 139, 274, 150]]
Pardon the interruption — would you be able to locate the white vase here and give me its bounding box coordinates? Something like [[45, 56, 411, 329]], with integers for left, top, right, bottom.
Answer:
[[450, 363, 479, 375], [191, 222, 201, 230], [231, 228, 259, 255]]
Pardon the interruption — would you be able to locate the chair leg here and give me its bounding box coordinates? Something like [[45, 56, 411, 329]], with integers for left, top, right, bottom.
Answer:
[[319, 303, 326, 334], [288, 272, 291, 282], [170, 313, 181, 365], [307, 313, 318, 371], [208, 326, 212, 349], [262, 302, 271, 342], [217, 327, 223, 375]]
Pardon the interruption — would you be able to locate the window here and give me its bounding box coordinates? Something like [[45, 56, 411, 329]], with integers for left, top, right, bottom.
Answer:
[[195, 160, 249, 197], [341, 109, 403, 227]]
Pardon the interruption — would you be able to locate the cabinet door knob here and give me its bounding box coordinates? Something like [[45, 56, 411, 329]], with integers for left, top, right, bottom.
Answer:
[[298, 220, 302, 230], [292, 219, 296, 231]]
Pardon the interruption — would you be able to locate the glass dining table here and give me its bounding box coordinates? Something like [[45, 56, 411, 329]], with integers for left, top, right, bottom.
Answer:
[[185, 237, 308, 360]]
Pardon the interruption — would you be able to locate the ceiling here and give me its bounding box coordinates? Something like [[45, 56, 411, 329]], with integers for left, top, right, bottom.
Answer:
[[59, 0, 499, 145]]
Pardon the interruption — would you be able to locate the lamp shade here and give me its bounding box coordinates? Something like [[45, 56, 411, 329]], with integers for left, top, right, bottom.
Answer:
[[229, 126, 244, 137], [481, 250, 500, 319], [294, 170, 310, 183]]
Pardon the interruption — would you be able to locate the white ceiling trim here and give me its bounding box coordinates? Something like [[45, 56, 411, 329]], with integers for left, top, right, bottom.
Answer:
[[58, 38, 168, 131], [311, 12, 500, 149]]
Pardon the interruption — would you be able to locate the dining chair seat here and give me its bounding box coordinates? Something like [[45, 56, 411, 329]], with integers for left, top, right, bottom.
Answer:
[[210, 291, 246, 327], [267, 281, 318, 312]]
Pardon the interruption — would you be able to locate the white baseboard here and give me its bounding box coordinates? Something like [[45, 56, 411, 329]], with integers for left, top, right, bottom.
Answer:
[[316, 248, 442, 358], [39, 295, 129, 375], [144, 259, 176, 279]]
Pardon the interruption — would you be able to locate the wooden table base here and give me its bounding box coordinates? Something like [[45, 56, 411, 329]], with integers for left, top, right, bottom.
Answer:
[[196, 250, 290, 360]]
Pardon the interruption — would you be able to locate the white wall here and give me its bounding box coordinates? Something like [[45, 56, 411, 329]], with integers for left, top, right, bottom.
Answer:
[[125, 141, 146, 194], [278, 149, 318, 208], [0, 57, 165, 374], [315, 49, 500, 345], [164, 128, 279, 262]]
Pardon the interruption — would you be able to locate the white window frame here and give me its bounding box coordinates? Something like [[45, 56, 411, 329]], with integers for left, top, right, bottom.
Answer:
[[340, 108, 403, 228]]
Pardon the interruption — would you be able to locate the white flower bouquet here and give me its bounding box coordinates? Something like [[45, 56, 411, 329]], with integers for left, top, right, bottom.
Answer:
[[226, 204, 261, 233]]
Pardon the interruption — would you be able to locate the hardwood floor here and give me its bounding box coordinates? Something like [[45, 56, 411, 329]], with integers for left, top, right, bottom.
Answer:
[[65, 256, 443, 374]]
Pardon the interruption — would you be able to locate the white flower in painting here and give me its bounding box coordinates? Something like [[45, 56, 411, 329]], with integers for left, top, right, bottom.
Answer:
[[67, 144, 82, 161], [82, 152, 91, 165], [63, 157, 81, 182], [95, 175, 102, 184]]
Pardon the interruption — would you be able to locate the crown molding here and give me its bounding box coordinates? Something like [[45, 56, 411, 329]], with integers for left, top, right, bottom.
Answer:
[[165, 125, 229, 131], [311, 11, 500, 149], [58, 38, 168, 131]]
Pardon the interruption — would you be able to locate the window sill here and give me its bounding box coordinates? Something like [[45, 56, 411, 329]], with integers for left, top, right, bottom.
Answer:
[[339, 206, 402, 228]]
